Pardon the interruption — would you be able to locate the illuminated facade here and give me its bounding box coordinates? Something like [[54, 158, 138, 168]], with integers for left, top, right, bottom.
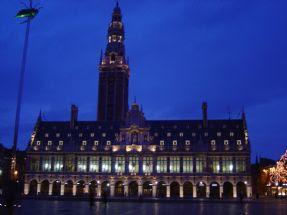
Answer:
[[24, 3, 252, 199]]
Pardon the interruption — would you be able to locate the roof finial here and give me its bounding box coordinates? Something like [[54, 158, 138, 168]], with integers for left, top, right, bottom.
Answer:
[[37, 109, 42, 122], [116, 0, 119, 8], [134, 96, 137, 104]]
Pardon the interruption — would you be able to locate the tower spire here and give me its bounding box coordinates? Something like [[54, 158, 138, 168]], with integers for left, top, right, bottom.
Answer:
[[97, 5, 130, 122]]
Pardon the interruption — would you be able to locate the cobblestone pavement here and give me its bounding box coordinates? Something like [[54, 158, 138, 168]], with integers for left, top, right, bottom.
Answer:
[[1, 199, 287, 215]]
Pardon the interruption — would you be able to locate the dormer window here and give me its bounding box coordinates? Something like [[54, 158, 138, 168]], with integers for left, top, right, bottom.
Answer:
[[79, 133, 83, 137], [204, 132, 208, 137], [91, 133, 95, 137], [154, 132, 158, 137], [211, 140, 216, 145], [45, 133, 49, 138], [237, 140, 242, 145], [59, 141, 63, 146], [82, 141, 87, 146], [94, 141, 99, 146], [160, 140, 164, 146], [102, 133, 106, 137], [107, 141, 111, 145], [48, 141, 52, 146], [67, 133, 71, 137], [172, 140, 177, 146], [230, 132, 234, 137], [56, 133, 60, 138], [167, 132, 171, 137], [224, 140, 229, 145], [217, 132, 221, 137], [36, 141, 41, 145], [185, 140, 190, 145], [192, 132, 196, 137], [179, 132, 184, 137]]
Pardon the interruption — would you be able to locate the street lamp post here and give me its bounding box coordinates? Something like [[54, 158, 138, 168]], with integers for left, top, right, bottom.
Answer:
[[11, 0, 40, 181]]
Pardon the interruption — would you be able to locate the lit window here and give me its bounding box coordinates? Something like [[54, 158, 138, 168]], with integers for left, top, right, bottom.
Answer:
[[167, 132, 171, 137], [230, 132, 234, 137], [79, 133, 83, 137], [222, 157, 233, 173], [160, 140, 164, 146], [211, 157, 220, 173], [59, 141, 63, 145], [143, 156, 153, 174], [89, 156, 99, 172], [236, 157, 246, 173], [54, 156, 63, 172], [224, 140, 229, 145], [77, 156, 87, 172], [82, 141, 87, 146], [154, 132, 158, 137], [42, 156, 51, 172], [204, 132, 208, 137], [107, 141, 111, 145], [172, 140, 177, 146], [45, 133, 49, 138], [56, 133, 60, 138], [170, 156, 180, 173], [129, 156, 139, 173], [211, 140, 216, 145], [102, 133, 106, 137], [192, 132, 196, 137], [237, 140, 242, 145], [179, 132, 184, 137], [36, 141, 41, 145], [91, 133, 95, 137], [183, 157, 193, 173], [101, 156, 111, 173], [196, 156, 206, 173], [156, 156, 167, 173], [185, 140, 190, 145], [217, 132, 221, 137], [48, 141, 52, 146], [94, 141, 99, 146], [67, 133, 71, 137], [115, 156, 125, 173]]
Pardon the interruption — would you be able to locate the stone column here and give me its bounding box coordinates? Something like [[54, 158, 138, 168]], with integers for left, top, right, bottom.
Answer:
[[206, 185, 210, 198], [48, 182, 53, 196], [138, 184, 143, 197], [220, 185, 223, 198], [124, 184, 129, 197], [37, 183, 41, 195], [60, 184, 64, 196], [233, 185, 237, 198], [110, 184, 115, 197], [24, 183, 29, 195], [166, 185, 170, 198], [73, 184, 77, 196], [193, 185, 197, 198], [180, 184, 183, 198], [247, 185, 252, 198], [152, 184, 157, 198], [85, 184, 89, 194], [97, 184, 101, 197]]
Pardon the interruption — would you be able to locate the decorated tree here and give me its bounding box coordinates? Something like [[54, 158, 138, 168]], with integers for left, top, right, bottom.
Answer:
[[270, 150, 287, 184]]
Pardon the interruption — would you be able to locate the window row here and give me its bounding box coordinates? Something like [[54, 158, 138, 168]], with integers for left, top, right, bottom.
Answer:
[[29, 156, 247, 174]]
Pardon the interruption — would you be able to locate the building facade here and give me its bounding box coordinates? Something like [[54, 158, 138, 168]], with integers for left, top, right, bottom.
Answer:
[[24, 4, 252, 199]]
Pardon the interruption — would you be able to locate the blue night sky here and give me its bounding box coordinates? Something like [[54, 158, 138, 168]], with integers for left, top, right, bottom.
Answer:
[[1, 0, 287, 161]]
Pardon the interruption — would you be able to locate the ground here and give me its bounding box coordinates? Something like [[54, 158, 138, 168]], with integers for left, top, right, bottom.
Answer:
[[1, 199, 287, 215]]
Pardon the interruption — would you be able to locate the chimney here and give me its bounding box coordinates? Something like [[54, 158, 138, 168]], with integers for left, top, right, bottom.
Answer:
[[202, 102, 208, 127], [70, 104, 78, 129]]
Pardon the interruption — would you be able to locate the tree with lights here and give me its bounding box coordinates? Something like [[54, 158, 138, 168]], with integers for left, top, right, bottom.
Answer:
[[270, 150, 287, 184]]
